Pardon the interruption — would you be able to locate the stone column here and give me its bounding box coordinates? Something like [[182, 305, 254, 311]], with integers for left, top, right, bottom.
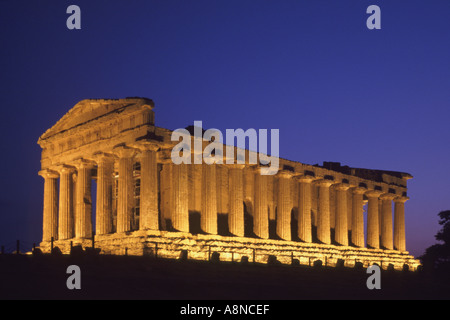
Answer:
[[254, 167, 269, 239], [137, 143, 159, 230], [334, 183, 350, 246], [57, 165, 75, 240], [296, 175, 314, 243], [201, 163, 217, 234], [366, 190, 382, 249], [315, 179, 333, 244], [95, 153, 115, 235], [74, 159, 95, 239], [276, 170, 294, 241], [115, 146, 136, 233], [380, 193, 396, 250], [172, 163, 189, 232], [394, 196, 409, 252], [351, 187, 366, 247], [39, 169, 59, 242], [228, 164, 245, 237]]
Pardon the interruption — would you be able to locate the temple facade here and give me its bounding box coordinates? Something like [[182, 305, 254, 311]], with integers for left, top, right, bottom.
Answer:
[[37, 98, 420, 270]]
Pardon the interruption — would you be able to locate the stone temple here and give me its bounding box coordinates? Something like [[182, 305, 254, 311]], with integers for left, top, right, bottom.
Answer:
[[37, 98, 420, 270]]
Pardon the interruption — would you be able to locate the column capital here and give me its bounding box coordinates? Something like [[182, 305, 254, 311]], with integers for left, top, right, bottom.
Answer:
[[295, 174, 316, 183], [394, 196, 410, 203], [131, 141, 160, 152], [113, 145, 137, 158], [314, 179, 334, 187], [333, 182, 351, 191], [380, 193, 397, 201], [134, 145, 160, 163], [365, 189, 383, 198], [54, 164, 76, 174], [248, 165, 264, 175], [92, 152, 116, 164], [38, 169, 59, 179], [352, 186, 367, 195], [276, 170, 296, 179], [72, 158, 96, 169]]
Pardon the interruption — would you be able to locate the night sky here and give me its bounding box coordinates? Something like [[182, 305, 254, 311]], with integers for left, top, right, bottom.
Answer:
[[0, 1, 449, 257]]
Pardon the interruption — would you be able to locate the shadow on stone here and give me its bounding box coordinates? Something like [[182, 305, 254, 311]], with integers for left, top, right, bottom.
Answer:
[[189, 212, 202, 235], [313, 260, 323, 268], [354, 262, 364, 270], [218, 214, 232, 236], [336, 259, 345, 269], [85, 247, 101, 256], [210, 252, 220, 263], [267, 255, 279, 265], [51, 247, 62, 257], [179, 250, 188, 261]]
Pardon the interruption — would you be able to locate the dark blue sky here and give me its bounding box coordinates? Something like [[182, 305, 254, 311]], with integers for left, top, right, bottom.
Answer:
[[0, 1, 449, 257]]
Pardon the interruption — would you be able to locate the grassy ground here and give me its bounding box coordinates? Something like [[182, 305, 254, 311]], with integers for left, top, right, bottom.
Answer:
[[0, 253, 449, 300]]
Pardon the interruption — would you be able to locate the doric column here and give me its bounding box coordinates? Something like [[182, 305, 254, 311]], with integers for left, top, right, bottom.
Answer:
[[57, 165, 76, 240], [296, 175, 315, 243], [228, 164, 245, 237], [114, 146, 136, 233], [172, 163, 189, 232], [254, 167, 269, 239], [315, 179, 333, 244], [276, 170, 294, 241], [394, 196, 409, 252], [380, 193, 395, 250], [351, 187, 366, 247], [201, 163, 217, 234], [334, 183, 350, 246], [39, 169, 59, 242], [73, 159, 95, 239], [136, 143, 159, 230], [94, 153, 115, 235], [366, 190, 382, 249]]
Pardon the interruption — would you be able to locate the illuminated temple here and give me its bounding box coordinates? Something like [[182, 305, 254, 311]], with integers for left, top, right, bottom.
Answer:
[[37, 98, 420, 270]]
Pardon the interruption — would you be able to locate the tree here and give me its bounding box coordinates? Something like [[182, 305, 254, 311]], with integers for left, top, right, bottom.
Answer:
[[420, 210, 450, 271]]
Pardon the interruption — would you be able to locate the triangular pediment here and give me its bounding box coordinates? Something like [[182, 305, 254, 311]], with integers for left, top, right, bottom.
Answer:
[[39, 98, 154, 143]]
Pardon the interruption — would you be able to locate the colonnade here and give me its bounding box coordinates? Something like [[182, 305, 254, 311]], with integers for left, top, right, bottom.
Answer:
[[39, 144, 159, 242], [39, 148, 408, 252]]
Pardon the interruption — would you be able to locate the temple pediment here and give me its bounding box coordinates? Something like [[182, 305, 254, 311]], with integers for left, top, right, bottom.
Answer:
[[38, 98, 154, 143]]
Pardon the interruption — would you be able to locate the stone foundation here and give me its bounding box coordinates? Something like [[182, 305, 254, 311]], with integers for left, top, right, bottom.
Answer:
[[39, 230, 421, 271]]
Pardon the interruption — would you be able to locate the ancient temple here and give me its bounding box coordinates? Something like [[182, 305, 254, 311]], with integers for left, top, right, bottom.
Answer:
[[37, 98, 420, 270]]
